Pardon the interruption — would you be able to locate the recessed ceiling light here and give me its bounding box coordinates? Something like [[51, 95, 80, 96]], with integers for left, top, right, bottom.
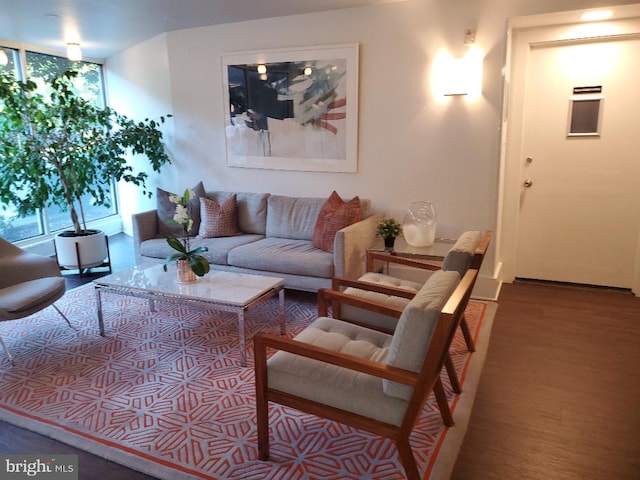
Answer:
[[581, 10, 613, 22], [66, 43, 82, 61]]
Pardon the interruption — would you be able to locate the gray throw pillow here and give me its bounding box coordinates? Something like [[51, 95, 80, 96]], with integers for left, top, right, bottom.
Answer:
[[157, 182, 205, 237]]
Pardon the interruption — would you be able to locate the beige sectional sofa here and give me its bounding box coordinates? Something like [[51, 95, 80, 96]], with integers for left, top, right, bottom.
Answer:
[[132, 191, 383, 292]]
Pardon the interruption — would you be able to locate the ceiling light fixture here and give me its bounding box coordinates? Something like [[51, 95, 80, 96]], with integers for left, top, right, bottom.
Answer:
[[581, 10, 613, 22], [66, 43, 82, 61]]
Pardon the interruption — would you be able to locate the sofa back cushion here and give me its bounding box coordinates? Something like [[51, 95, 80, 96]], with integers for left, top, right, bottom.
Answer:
[[205, 191, 269, 235], [266, 195, 325, 240], [382, 270, 460, 401], [157, 182, 205, 237]]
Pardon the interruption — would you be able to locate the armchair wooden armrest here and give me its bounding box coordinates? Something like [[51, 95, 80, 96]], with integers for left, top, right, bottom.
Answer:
[[366, 250, 444, 273], [254, 332, 418, 386], [471, 230, 492, 270]]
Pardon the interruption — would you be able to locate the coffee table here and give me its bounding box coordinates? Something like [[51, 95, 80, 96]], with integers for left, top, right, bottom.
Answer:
[[93, 264, 285, 367]]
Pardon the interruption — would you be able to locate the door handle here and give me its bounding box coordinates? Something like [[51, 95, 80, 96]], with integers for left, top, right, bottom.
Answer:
[[523, 179, 533, 188]]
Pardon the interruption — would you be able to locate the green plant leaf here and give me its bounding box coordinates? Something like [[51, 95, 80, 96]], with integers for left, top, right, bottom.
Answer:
[[166, 236, 187, 254], [164, 252, 187, 263], [0, 69, 172, 234], [190, 255, 210, 276]]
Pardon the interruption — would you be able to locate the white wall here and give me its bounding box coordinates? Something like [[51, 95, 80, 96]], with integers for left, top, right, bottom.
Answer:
[[106, 33, 174, 234], [105, 0, 640, 298]]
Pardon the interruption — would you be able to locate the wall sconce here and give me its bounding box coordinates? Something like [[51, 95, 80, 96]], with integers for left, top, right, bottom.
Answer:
[[443, 57, 471, 96], [432, 45, 483, 99], [66, 43, 82, 61]]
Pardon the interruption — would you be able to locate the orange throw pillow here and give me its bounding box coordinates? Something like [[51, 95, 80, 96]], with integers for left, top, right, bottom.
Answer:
[[312, 191, 362, 253]]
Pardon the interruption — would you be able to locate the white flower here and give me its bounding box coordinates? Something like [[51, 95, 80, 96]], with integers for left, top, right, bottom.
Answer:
[[168, 193, 182, 204], [173, 204, 190, 225]]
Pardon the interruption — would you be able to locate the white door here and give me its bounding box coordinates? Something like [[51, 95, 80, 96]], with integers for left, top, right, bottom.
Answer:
[[515, 37, 640, 288]]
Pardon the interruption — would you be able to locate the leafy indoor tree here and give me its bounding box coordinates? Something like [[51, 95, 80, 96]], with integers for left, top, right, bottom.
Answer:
[[0, 69, 172, 235]]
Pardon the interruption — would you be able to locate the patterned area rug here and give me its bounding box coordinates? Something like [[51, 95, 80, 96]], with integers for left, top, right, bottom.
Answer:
[[0, 285, 494, 479]]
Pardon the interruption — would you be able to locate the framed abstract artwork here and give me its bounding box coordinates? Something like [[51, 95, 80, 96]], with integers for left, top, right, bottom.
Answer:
[[221, 44, 359, 172]]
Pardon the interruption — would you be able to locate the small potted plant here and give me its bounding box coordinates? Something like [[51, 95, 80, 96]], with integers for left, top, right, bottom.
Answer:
[[161, 188, 210, 282], [376, 218, 402, 251]]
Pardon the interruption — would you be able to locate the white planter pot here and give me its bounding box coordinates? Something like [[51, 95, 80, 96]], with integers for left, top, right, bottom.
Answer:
[[55, 230, 107, 269]]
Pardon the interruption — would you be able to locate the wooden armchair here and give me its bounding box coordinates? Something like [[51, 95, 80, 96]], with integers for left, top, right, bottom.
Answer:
[[332, 230, 491, 351], [254, 269, 477, 480], [317, 231, 490, 400]]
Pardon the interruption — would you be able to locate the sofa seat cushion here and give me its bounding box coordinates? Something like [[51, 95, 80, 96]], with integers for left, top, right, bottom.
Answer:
[[228, 237, 334, 278], [267, 317, 409, 426], [140, 234, 264, 265]]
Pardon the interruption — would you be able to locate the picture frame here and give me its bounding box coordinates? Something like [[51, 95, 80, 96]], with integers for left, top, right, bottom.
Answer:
[[221, 44, 359, 172], [567, 96, 603, 137]]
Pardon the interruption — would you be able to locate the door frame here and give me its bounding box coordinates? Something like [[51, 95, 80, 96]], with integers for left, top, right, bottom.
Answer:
[[497, 6, 640, 295]]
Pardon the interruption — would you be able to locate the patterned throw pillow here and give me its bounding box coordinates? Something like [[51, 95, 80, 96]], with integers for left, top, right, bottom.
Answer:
[[312, 191, 362, 253], [157, 182, 205, 237], [199, 195, 241, 238]]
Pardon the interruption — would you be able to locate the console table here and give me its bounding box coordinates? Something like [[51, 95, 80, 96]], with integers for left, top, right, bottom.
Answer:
[[366, 236, 455, 273]]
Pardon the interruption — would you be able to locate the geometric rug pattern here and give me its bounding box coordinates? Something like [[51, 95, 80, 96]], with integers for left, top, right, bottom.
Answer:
[[0, 285, 489, 480]]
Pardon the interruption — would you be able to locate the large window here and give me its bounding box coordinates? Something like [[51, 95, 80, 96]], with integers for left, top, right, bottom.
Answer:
[[0, 46, 116, 243]]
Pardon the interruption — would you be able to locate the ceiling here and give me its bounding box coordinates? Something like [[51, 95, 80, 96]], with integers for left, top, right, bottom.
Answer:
[[0, 0, 402, 60]]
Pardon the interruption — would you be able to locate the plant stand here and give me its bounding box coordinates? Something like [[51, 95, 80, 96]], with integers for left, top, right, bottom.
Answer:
[[55, 235, 112, 278]]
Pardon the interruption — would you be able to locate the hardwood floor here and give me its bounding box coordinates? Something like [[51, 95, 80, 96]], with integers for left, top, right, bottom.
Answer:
[[2, 234, 639, 479], [451, 281, 640, 479]]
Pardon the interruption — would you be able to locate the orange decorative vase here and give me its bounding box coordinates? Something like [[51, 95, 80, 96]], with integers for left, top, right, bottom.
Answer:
[[176, 259, 196, 283]]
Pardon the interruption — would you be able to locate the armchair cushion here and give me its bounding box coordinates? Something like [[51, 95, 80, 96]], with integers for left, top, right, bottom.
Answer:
[[0, 277, 66, 319], [383, 270, 460, 401], [441, 231, 481, 275], [337, 273, 420, 334], [267, 317, 410, 426], [356, 272, 422, 292]]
